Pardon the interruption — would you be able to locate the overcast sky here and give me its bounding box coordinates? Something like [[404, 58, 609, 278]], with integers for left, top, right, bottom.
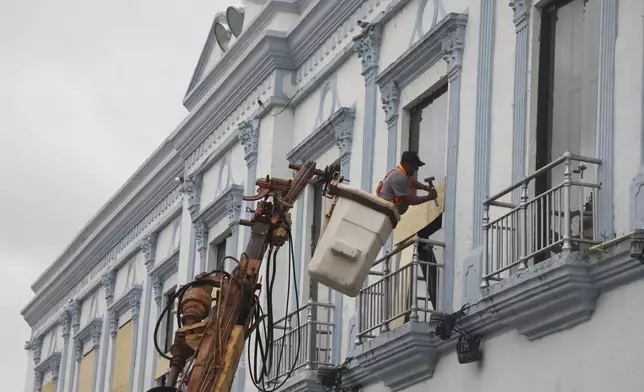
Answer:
[[0, 0, 226, 388]]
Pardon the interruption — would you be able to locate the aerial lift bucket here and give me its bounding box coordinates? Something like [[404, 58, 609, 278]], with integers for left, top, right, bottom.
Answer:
[[308, 182, 401, 297]]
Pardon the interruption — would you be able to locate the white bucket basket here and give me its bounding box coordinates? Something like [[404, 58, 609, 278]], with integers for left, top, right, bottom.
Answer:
[[307, 183, 401, 297]]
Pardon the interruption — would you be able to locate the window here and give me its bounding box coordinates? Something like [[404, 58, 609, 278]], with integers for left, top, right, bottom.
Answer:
[[164, 288, 176, 353], [158, 288, 176, 386], [408, 83, 449, 188], [534, 0, 600, 260], [407, 84, 448, 310], [207, 236, 230, 272]]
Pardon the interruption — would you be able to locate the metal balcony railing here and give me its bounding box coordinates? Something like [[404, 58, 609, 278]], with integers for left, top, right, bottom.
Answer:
[[356, 236, 445, 343], [265, 301, 335, 385], [481, 151, 603, 288]]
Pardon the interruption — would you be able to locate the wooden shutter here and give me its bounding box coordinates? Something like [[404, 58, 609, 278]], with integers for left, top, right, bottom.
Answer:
[[112, 319, 134, 392], [41, 380, 55, 392], [78, 349, 96, 392]]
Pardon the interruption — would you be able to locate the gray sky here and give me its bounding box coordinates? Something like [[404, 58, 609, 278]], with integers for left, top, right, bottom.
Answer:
[[0, 0, 226, 387]]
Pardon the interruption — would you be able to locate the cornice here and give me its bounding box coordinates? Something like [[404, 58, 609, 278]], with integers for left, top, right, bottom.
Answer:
[[286, 107, 356, 163], [288, 0, 364, 66], [148, 248, 180, 282], [344, 241, 643, 390], [73, 318, 102, 346], [376, 13, 468, 90], [23, 183, 183, 330], [193, 184, 244, 229], [29, 148, 181, 295], [34, 351, 61, 376], [184, 0, 301, 109], [108, 285, 143, 338], [175, 33, 289, 160]]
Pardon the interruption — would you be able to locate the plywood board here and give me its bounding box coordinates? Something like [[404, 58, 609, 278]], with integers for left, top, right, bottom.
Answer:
[[392, 177, 446, 244]]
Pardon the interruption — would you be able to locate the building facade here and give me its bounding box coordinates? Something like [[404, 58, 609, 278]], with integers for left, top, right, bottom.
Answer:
[[21, 0, 644, 391]]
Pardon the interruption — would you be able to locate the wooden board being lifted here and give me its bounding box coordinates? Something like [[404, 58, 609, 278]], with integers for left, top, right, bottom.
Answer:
[[392, 177, 446, 245]]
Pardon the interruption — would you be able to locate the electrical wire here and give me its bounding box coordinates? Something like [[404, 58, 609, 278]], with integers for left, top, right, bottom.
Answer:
[[247, 228, 301, 392], [150, 224, 302, 391], [152, 269, 231, 360]]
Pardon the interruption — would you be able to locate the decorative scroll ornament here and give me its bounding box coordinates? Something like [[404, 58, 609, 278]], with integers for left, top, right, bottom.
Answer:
[[152, 275, 164, 307], [129, 290, 142, 321], [380, 82, 400, 123], [353, 22, 382, 75], [183, 173, 203, 219], [31, 338, 43, 365], [74, 340, 83, 363], [58, 309, 72, 341], [71, 300, 81, 334], [101, 269, 116, 305], [442, 28, 465, 77], [51, 355, 61, 382], [509, 0, 531, 27], [140, 232, 159, 272], [90, 323, 102, 348], [109, 311, 119, 339], [195, 221, 209, 253], [333, 111, 355, 158], [225, 193, 242, 231], [34, 372, 43, 391], [238, 119, 260, 165]]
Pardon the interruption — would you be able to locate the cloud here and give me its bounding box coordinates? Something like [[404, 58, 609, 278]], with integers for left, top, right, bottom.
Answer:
[[0, 0, 226, 389]]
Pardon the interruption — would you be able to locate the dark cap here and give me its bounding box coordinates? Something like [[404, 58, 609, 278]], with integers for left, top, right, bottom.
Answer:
[[401, 150, 425, 167]]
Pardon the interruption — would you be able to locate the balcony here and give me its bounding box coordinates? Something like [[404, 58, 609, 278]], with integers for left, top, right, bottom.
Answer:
[[343, 236, 446, 391], [263, 302, 335, 392], [481, 151, 603, 287]]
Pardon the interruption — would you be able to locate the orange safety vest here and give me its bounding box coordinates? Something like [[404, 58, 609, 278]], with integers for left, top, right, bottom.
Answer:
[[375, 165, 413, 205]]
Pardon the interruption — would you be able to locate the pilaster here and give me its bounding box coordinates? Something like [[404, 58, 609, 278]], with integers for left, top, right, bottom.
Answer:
[[101, 269, 116, 306], [472, 0, 496, 248], [355, 23, 382, 192], [596, 0, 617, 238], [509, 0, 531, 203], [239, 118, 261, 253], [440, 25, 466, 312], [141, 232, 159, 272]]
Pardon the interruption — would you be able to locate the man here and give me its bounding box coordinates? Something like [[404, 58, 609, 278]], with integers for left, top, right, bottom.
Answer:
[[376, 150, 442, 310], [376, 150, 438, 213]]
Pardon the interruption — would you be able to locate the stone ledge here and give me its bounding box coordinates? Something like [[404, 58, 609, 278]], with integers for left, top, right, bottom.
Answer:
[[330, 241, 643, 392], [343, 322, 440, 392], [482, 253, 598, 340], [278, 369, 327, 392]]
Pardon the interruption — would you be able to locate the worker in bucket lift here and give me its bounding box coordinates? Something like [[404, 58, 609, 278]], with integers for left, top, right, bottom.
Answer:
[[376, 150, 442, 310]]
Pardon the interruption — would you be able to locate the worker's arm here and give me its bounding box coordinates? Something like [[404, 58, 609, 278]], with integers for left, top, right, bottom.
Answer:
[[400, 191, 437, 206], [389, 171, 438, 206], [412, 179, 431, 192]]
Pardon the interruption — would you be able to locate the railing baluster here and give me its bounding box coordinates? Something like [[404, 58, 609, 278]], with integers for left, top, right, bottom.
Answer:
[[381, 255, 390, 333], [409, 236, 419, 321], [519, 181, 528, 270], [562, 152, 573, 252], [482, 204, 490, 288]]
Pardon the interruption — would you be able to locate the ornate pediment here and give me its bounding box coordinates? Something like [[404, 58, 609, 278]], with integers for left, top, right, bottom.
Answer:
[[287, 107, 356, 163]]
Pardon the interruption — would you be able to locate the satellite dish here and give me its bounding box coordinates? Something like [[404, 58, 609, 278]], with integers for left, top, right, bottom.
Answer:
[[226, 6, 245, 37], [214, 21, 232, 51]]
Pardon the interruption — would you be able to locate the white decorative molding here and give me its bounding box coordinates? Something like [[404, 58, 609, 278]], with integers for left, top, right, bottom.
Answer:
[[380, 82, 401, 124], [239, 118, 261, 167], [354, 23, 382, 76], [73, 318, 103, 363], [509, 0, 530, 29], [194, 185, 244, 229], [70, 300, 81, 334], [287, 107, 356, 163], [182, 173, 203, 220], [58, 307, 72, 341], [149, 249, 180, 306], [107, 285, 143, 339], [101, 269, 116, 306], [25, 336, 44, 365], [24, 184, 183, 332], [140, 232, 159, 272], [34, 351, 61, 383]]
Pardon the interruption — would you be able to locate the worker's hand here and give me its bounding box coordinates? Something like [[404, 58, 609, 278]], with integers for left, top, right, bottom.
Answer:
[[427, 188, 438, 200]]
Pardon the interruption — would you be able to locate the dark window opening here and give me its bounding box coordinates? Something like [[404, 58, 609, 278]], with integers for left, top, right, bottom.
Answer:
[[534, 0, 600, 263]]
